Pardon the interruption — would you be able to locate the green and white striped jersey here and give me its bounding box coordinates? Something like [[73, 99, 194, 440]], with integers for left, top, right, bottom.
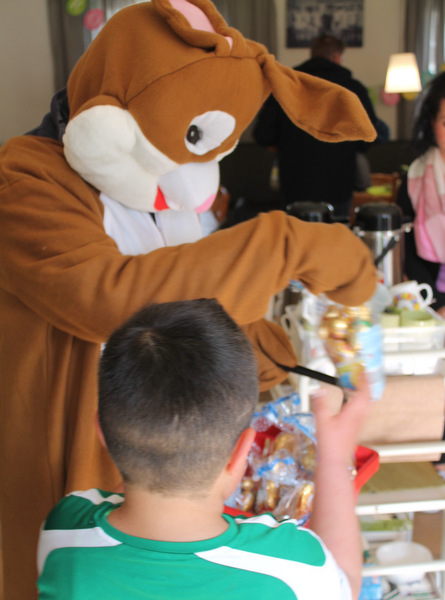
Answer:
[[38, 489, 351, 600]]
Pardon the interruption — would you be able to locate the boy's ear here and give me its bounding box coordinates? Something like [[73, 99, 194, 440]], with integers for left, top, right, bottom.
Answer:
[[226, 427, 256, 476], [94, 412, 107, 449]]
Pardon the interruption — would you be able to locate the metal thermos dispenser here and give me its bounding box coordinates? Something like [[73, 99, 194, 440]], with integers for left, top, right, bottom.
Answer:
[[353, 203, 407, 287], [287, 201, 335, 223]]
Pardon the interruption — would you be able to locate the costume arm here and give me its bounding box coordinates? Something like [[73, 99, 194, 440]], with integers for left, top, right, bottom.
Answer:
[[0, 202, 375, 341], [0, 196, 376, 343], [0, 144, 376, 343], [241, 319, 298, 391], [310, 379, 371, 600]]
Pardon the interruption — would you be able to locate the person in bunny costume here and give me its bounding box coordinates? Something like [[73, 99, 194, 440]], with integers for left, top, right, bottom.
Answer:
[[0, 1, 376, 597]]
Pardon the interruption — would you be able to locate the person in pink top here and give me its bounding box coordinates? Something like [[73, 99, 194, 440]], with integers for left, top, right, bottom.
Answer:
[[397, 72, 445, 316]]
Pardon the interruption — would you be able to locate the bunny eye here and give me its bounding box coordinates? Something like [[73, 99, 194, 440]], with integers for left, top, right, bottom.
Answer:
[[186, 125, 202, 145], [185, 111, 236, 156]]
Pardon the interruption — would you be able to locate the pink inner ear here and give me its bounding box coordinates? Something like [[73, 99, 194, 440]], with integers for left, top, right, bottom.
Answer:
[[169, 0, 233, 49]]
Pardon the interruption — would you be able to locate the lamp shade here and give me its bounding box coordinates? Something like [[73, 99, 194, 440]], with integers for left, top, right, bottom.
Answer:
[[384, 53, 422, 93]]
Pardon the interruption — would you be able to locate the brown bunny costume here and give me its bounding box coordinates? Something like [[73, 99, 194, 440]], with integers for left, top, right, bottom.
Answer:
[[0, 1, 376, 597]]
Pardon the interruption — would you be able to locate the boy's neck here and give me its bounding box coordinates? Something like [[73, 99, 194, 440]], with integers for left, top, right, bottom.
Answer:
[[107, 484, 229, 542]]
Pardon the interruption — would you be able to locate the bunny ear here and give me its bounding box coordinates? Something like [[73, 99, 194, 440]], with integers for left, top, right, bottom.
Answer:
[[259, 54, 376, 143], [152, 0, 234, 54]]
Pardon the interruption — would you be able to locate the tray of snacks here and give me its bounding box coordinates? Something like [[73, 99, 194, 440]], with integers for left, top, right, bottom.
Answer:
[[224, 394, 379, 522]]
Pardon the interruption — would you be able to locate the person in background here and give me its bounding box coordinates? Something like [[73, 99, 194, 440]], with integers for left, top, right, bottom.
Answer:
[[397, 72, 445, 316], [38, 298, 371, 600], [253, 34, 377, 219]]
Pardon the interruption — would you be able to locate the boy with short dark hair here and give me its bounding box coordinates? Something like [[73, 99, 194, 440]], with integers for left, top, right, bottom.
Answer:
[[37, 298, 370, 600]]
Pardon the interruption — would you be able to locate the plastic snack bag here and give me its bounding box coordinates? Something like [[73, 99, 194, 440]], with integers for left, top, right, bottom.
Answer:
[[318, 304, 385, 400]]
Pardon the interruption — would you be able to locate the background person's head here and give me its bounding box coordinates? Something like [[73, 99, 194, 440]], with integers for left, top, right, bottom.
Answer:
[[98, 298, 258, 497], [414, 72, 445, 157], [310, 34, 345, 64]]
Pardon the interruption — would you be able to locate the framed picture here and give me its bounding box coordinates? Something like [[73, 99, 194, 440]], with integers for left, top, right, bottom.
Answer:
[[286, 0, 364, 49]]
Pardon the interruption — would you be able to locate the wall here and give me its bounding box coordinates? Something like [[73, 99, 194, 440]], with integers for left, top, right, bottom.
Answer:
[[274, 0, 406, 139], [0, 0, 54, 143]]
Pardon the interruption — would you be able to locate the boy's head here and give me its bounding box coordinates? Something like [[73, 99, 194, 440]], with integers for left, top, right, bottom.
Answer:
[[98, 298, 258, 496]]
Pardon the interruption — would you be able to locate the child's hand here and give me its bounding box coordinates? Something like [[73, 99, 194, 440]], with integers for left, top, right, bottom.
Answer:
[[311, 375, 371, 465]]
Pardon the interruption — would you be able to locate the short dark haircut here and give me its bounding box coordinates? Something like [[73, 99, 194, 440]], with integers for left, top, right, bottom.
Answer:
[[414, 72, 445, 157], [98, 299, 258, 495], [310, 35, 345, 60]]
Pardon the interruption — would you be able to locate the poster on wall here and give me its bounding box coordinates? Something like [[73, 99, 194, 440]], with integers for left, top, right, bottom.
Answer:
[[286, 0, 364, 48]]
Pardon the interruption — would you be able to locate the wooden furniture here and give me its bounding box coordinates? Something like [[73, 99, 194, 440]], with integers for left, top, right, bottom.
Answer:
[[210, 186, 231, 224], [350, 172, 401, 224]]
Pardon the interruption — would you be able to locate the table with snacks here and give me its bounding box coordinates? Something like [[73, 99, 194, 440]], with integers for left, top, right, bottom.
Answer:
[[268, 279, 445, 600]]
